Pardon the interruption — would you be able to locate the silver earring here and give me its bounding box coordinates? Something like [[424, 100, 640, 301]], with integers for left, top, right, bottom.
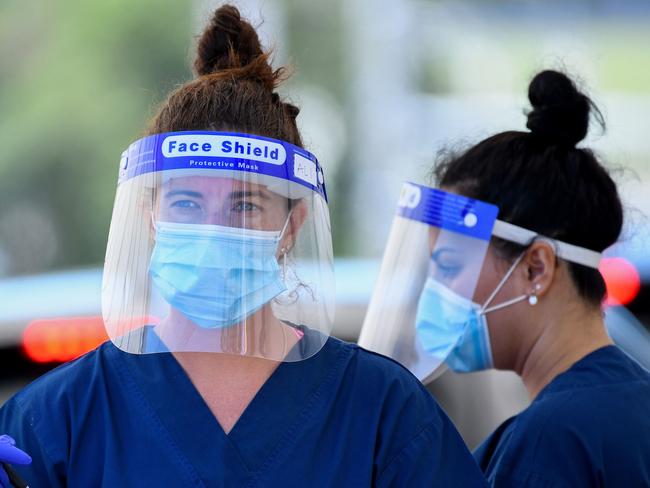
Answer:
[[280, 247, 288, 280]]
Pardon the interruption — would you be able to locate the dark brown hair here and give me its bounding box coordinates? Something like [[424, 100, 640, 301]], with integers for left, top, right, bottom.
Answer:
[[147, 4, 302, 147], [434, 70, 623, 306]]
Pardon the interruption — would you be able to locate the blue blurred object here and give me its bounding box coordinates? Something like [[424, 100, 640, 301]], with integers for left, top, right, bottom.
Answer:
[[0, 268, 101, 348], [0, 260, 383, 346], [604, 306, 650, 371], [0, 259, 649, 349]]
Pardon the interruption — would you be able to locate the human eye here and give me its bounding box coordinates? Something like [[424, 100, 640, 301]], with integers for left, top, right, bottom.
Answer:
[[232, 200, 261, 213], [170, 199, 200, 210], [159, 199, 203, 224], [431, 249, 463, 280]]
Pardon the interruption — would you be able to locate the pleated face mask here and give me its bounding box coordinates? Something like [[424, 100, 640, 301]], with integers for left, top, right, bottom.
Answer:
[[149, 220, 288, 329], [415, 277, 493, 373], [415, 253, 531, 373]]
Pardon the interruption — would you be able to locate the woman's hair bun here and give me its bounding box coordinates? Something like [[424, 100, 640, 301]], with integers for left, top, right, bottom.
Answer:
[[526, 70, 595, 147], [194, 4, 277, 90]]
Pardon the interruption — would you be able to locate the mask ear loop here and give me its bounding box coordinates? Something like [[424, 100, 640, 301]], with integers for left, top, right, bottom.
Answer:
[[480, 252, 530, 315], [278, 208, 294, 242], [482, 237, 562, 314], [150, 211, 159, 232], [278, 209, 294, 281]]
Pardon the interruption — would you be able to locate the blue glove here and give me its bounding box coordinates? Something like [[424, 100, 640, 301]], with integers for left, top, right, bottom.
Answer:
[[0, 435, 31, 488]]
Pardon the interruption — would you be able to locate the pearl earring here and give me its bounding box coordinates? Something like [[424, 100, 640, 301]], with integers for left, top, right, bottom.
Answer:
[[280, 247, 288, 280], [528, 283, 541, 305]]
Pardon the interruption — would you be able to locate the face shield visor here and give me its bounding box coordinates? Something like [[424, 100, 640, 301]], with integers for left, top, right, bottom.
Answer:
[[358, 183, 498, 382], [358, 182, 602, 383], [102, 131, 334, 361]]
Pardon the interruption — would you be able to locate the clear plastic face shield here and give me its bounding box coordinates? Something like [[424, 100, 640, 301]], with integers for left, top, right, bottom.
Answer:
[[359, 183, 498, 383], [358, 182, 603, 383], [102, 131, 334, 361]]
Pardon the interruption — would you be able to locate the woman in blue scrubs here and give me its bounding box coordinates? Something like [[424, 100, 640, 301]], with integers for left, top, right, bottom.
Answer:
[[0, 5, 485, 487], [430, 71, 650, 485]]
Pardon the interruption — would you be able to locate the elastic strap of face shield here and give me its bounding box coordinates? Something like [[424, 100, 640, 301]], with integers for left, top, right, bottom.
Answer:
[[479, 220, 603, 316], [492, 220, 602, 269]]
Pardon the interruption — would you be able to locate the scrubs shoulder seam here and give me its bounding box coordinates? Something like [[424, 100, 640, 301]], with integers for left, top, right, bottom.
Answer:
[[491, 463, 569, 488], [244, 343, 351, 487], [351, 344, 426, 385], [511, 391, 571, 467], [375, 418, 440, 484], [107, 346, 207, 488]]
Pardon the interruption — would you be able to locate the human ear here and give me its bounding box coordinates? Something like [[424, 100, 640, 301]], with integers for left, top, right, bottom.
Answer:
[[523, 240, 557, 299], [279, 199, 307, 254]]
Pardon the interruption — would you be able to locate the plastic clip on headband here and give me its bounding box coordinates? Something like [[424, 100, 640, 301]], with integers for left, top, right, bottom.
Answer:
[[491, 220, 602, 269]]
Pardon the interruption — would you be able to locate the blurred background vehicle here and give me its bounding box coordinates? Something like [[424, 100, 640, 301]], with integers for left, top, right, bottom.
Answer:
[[0, 0, 648, 448]]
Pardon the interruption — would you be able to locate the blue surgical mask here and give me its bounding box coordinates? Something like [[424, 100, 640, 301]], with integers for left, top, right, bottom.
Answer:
[[416, 253, 527, 373], [149, 221, 288, 329], [415, 278, 493, 372]]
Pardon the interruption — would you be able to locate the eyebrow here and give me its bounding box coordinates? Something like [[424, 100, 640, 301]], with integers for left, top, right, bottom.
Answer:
[[228, 190, 271, 200], [164, 190, 204, 199]]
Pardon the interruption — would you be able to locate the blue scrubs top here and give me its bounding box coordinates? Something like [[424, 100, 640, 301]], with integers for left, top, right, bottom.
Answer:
[[474, 345, 650, 487], [0, 330, 485, 487]]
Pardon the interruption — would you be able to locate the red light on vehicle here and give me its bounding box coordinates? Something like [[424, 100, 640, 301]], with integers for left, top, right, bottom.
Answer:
[[22, 316, 108, 363], [599, 257, 641, 306]]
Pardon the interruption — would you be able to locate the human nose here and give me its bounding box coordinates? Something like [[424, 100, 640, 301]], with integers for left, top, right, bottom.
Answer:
[[202, 208, 231, 226]]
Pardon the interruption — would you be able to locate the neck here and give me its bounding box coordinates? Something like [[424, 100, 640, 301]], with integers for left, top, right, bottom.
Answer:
[[173, 346, 282, 435], [164, 306, 297, 434], [174, 347, 281, 376], [156, 305, 299, 357], [515, 302, 612, 400]]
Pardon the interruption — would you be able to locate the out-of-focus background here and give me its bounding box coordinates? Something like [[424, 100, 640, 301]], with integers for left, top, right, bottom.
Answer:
[[1, 0, 649, 448]]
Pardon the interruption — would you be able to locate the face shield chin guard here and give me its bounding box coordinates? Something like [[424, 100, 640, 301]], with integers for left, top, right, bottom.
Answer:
[[102, 131, 334, 362], [358, 182, 603, 384]]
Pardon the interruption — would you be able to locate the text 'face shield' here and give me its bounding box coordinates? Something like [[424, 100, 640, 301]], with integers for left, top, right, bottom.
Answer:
[[102, 131, 334, 361], [358, 183, 498, 382]]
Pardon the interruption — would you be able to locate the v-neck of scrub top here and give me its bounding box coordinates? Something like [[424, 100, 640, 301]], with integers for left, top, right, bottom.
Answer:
[[109, 327, 345, 484]]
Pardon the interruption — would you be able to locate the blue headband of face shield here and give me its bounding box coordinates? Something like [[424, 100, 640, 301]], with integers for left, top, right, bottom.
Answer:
[[118, 130, 328, 202]]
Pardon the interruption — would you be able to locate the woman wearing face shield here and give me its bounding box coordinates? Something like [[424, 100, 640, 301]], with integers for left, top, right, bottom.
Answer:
[[360, 70, 650, 486], [0, 6, 486, 487]]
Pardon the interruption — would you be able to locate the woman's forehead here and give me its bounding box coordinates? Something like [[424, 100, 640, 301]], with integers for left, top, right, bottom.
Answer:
[[162, 176, 272, 197]]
